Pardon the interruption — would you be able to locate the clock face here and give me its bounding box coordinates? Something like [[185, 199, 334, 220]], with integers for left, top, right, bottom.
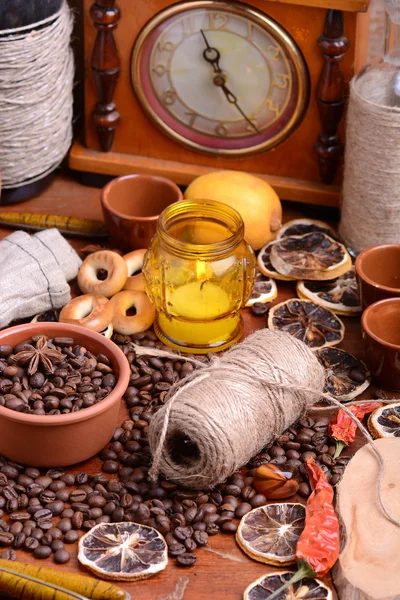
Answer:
[[131, 1, 309, 156]]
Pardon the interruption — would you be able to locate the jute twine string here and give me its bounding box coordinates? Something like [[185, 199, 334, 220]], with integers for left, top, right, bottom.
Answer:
[[134, 329, 400, 527], [0, 2, 74, 188], [339, 70, 400, 252]]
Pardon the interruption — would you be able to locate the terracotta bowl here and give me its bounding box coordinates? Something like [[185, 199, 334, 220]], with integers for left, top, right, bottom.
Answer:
[[0, 322, 130, 467], [101, 174, 183, 252], [355, 244, 400, 310], [361, 297, 400, 390]]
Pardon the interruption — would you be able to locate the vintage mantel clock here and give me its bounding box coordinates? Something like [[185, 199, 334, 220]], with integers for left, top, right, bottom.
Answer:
[[69, 0, 371, 206]]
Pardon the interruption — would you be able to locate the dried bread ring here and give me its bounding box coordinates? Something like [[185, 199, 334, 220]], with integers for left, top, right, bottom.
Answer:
[[78, 251, 128, 298], [111, 290, 156, 335], [123, 249, 146, 292], [59, 294, 114, 334]]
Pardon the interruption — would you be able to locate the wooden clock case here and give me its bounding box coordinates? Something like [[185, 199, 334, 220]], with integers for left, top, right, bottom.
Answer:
[[69, 0, 371, 206]]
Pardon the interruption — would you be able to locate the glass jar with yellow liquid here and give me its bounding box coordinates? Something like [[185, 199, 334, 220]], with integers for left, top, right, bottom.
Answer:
[[143, 200, 255, 353]]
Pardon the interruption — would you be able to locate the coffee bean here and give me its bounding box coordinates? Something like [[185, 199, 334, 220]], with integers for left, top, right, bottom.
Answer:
[[9, 522, 23, 536], [321, 453, 335, 467], [24, 536, 39, 551], [33, 508, 52, 522], [34, 545, 52, 559], [330, 474, 341, 486], [285, 449, 300, 460], [174, 526, 193, 541], [1, 549, 16, 560], [205, 523, 219, 535], [12, 532, 26, 549], [221, 521, 238, 533], [57, 518, 72, 533], [168, 542, 186, 557], [235, 503, 252, 518], [298, 482, 311, 498], [51, 540, 65, 552], [47, 501, 65, 516], [69, 490, 87, 503], [63, 530, 79, 544], [0, 532, 14, 546], [176, 552, 196, 567], [250, 494, 267, 508], [30, 529, 44, 541], [102, 461, 119, 474], [54, 549, 70, 564], [193, 530, 208, 546]]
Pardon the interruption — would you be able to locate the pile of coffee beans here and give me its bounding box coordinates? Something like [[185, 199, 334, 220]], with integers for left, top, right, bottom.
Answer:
[[0, 329, 353, 569], [0, 336, 117, 415]]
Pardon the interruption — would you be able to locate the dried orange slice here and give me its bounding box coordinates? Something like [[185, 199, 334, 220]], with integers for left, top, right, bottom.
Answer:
[[277, 217, 339, 241], [78, 522, 168, 581], [316, 348, 370, 402], [268, 299, 344, 349], [257, 242, 294, 281], [236, 503, 305, 566], [297, 267, 361, 316], [243, 571, 332, 600], [270, 233, 351, 281], [368, 402, 400, 438], [246, 269, 278, 307]]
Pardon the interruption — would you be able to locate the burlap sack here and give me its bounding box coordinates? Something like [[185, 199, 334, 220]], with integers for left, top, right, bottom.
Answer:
[[0, 228, 81, 328]]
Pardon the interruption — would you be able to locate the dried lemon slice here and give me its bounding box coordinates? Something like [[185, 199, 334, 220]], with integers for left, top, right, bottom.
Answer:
[[243, 571, 332, 600], [368, 402, 400, 438], [236, 503, 305, 566], [268, 299, 344, 350], [257, 242, 294, 281], [270, 233, 351, 281], [277, 217, 339, 241], [316, 347, 370, 402], [246, 269, 278, 307], [78, 522, 168, 581], [297, 267, 361, 316]]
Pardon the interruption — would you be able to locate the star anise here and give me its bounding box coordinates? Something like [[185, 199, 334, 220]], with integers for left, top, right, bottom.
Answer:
[[12, 336, 64, 375]]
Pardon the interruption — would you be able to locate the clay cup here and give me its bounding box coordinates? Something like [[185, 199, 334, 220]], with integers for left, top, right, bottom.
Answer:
[[355, 244, 400, 310], [361, 298, 400, 390], [0, 322, 130, 467], [101, 174, 183, 252]]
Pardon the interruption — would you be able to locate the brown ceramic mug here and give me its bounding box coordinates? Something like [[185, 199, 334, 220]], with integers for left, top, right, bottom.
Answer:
[[362, 297, 400, 390], [355, 244, 400, 310], [101, 174, 183, 252]]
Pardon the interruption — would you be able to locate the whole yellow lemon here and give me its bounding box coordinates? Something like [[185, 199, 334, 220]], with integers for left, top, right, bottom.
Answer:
[[184, 171, 282, 250]]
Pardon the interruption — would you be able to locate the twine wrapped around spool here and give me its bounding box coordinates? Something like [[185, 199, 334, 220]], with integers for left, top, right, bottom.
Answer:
[[144, 329, 325, 489], [0, 1, 73, 189], [339, 70, 400, 252]]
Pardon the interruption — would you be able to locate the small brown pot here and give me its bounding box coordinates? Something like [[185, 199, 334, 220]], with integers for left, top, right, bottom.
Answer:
[[0, 322, 130, 467], [101, 174, 183, 252], [362, 298, 400, 390]]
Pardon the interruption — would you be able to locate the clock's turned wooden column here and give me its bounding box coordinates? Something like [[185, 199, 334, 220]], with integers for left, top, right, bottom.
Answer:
[[315, 10, 349, 184], [89, 0, 121, 152]]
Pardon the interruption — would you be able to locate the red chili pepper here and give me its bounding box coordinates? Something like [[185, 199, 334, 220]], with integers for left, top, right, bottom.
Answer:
[[329, 401, 383, 458], [267, 458, 340, 600]]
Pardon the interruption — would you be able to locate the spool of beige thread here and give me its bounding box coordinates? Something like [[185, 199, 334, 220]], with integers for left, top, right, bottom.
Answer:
[[339, 70, 400, 253]]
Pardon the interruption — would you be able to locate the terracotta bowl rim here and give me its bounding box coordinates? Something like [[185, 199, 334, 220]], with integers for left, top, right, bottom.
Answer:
[[0, 322, 130, 426], [361, 297, 400, 350], [101, 173, 183, 222], [355, 244, 400, 293]]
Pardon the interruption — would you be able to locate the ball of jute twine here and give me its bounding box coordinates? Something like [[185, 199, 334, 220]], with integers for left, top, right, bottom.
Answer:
[[134, 328, 400, 528], [0, 2, 73, 189], [339, 70, 400, 252]]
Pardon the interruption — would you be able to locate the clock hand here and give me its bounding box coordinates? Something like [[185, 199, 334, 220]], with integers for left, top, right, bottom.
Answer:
[[200, 29, 222, 73], [200, 29, 260, 135], [219, 83, 261, 134]]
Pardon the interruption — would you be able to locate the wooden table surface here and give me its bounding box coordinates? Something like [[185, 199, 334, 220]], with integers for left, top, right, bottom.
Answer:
[[0, 172, 394, 600]]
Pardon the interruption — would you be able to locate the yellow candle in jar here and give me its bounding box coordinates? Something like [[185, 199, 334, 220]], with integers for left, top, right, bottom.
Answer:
[[158, 280, 240, 348]]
